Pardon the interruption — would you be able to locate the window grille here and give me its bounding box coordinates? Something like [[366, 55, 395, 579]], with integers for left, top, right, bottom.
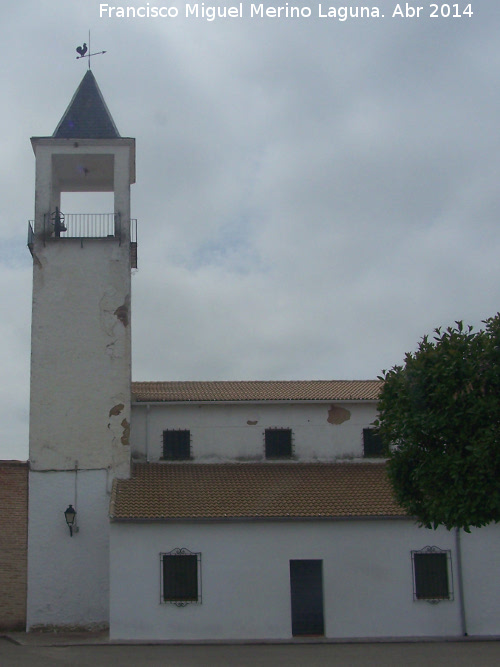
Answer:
[[411, 546, 453, 603], [160, 548, 201, 606], [265, 428, 293, 458], [363, 428, 385, 457], [162, 429, 191, 460]]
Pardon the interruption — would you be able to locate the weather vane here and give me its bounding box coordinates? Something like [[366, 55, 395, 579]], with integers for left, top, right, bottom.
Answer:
[[76, 31, 106, 69]]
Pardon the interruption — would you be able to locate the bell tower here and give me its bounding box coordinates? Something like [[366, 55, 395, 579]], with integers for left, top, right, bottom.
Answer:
[[27, 70, 136, 630]]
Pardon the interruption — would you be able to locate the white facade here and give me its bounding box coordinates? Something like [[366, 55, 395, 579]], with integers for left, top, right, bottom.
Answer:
[[27, 470, 110, 629], [111, 396, 500, 641], [110, 518, 500, 641], [27, 73, 135, 630], [29, 138, 134, 474], [131, 400, 379, 462], [460, 524, 500, 636]]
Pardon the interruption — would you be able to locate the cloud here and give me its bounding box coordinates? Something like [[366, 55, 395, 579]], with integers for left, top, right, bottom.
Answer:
[[1, 3, 500, 458]]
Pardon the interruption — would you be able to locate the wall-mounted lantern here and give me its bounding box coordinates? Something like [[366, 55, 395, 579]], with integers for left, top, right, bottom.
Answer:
[[64, 504, 77, 536]]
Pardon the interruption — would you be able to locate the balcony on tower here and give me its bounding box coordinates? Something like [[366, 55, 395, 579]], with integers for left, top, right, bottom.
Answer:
[[28, 211, 138, 268]]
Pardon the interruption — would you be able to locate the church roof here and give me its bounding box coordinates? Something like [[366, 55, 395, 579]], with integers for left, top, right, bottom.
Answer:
[[110, 462, 404, 521], [131, 380, 382, 403], [53, 70, 120, 139]]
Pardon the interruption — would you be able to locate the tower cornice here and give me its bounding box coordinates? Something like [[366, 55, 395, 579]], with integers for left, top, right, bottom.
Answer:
[[30, 137, 136, 186]]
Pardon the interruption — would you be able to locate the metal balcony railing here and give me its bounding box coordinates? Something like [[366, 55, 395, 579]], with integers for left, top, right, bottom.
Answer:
[[44, 211, 117, 240], [130, 218, 138, 269], [27, 213, 138, 268], [27, 221, 34, 255]]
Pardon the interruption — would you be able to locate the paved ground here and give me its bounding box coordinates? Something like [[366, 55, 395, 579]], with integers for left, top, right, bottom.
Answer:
[[1, 637, 500, 667]]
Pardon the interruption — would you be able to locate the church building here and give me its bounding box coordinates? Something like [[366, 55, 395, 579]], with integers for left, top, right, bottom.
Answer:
[[7, 69, 500, 640]]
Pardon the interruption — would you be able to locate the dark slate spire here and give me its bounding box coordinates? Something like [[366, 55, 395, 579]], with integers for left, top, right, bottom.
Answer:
[[53, 70, 120, 139]]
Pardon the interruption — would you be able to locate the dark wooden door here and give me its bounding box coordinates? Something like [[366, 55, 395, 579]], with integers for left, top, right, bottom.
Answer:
[[290, 560, 324, 636]]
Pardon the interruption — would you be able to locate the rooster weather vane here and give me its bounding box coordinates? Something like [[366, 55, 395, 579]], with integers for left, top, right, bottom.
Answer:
[[76, 32, 106, 68]]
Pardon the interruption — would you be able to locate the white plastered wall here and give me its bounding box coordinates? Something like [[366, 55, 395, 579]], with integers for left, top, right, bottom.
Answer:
[[29, 140, 133, 476], [131, 401, 379, 462], [27, 470, 110, 629], [27, 137, 134, 629], [29, 239, 131, 473], [459, 524, 500, 635], [109, 518, 497, 641]]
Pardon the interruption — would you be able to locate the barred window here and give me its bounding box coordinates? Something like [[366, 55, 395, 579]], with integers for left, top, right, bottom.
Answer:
[[162, 430, 191, 460], [412, 547, 453, 602], [265, 428, 293, 458], [363, 428, 385, 457], [161, 549, 201, 605]]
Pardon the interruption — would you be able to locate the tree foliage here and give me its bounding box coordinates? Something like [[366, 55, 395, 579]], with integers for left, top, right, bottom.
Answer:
[[377, 314, 500, 531]]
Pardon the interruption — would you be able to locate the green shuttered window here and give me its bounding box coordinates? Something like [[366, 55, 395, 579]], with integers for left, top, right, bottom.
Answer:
[[265, 428, 293, 458], [412, 549, 452, 601], [161, 549, 201, 605], [162, 430, 191, 460]]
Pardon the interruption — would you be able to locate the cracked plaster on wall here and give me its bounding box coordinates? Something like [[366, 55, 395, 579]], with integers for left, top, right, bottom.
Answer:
[[327, 405, 351, 425], [100, 288, 129, 359], [109, 403, 125, 417]]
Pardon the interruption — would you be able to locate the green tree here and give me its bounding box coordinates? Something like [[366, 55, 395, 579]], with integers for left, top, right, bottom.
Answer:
[[377, 314, 500, 531]]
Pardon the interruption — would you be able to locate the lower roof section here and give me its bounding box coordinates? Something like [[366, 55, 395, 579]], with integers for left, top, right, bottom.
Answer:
[[110, 462, 404, 521]]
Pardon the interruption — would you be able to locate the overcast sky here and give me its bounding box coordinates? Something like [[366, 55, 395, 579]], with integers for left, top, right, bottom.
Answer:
[[1, 2, 498, 459]]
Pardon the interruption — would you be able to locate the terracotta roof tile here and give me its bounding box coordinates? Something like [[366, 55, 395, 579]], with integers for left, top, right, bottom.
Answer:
[[131, 380, 382, 403], [110, 463, 404, 521]]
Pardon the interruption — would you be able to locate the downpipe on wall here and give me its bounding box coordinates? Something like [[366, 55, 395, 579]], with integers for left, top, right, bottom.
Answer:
[[455, 527, 467, 636]]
